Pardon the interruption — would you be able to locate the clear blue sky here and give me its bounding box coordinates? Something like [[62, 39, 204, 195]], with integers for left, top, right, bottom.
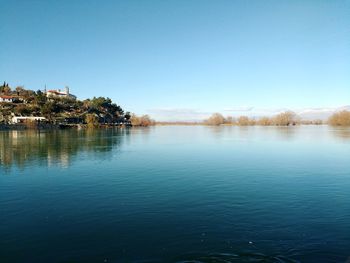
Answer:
[[1, 0, 349, 120]]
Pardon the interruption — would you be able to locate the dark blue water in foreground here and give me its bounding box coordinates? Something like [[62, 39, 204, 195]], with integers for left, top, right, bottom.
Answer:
[[1, 126, 350, 263]]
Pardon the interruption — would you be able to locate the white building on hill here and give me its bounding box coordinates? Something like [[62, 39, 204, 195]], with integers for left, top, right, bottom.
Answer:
[[0, 95, 16, 103], [46, 87, 76, 100]]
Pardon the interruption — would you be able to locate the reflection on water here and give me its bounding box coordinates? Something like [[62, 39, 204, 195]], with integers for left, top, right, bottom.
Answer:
[[0, 126, 350, 263], [0, 128, 129, 170], [332, 127, 350, 140], [1, 126, 349, 171], [206, 125, 350, 142]]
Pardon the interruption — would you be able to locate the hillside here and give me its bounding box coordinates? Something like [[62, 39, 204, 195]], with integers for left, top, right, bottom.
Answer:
[[0, 82, 130, 125]]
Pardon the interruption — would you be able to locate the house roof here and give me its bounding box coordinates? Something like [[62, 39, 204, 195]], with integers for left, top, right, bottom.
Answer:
[[0, 95, 16, 99]]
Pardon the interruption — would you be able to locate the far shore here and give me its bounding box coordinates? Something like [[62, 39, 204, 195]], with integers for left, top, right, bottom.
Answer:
[[0, 123, 132, 131], [1, 110, 350, 130], [1, 122, 348, 131]]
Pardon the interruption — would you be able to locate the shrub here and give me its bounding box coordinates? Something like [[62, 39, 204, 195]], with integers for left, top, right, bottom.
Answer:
[[130, 114, 155, 126], [328, 111, 350, 126], [204, 113, 225, 126], [85, 114, 99, 128], [272, 111, 297, 126], [237, 116, 250, 126], [257, 117, 272, 126]]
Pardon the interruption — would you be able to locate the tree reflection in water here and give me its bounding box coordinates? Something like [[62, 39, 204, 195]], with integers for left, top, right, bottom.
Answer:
[[0, 128, 129, 171]]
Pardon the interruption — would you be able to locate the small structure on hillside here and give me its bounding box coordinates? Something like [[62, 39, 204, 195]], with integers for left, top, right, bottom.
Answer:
[[46, 87, 76, 100], [0, 95, 16, 103], [0, 95, 24, 103], [11, 116, 47, 124]]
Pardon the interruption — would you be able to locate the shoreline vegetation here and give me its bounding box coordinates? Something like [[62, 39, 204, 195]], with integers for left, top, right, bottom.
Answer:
[[203, 111, 320, 126], [157, 110, 350, 127], [1, 82, 349, 129]]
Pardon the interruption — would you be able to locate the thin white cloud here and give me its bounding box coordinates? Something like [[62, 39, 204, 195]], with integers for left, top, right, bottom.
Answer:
[[224, 106, 254, 112], [147, 108, 211, 121]]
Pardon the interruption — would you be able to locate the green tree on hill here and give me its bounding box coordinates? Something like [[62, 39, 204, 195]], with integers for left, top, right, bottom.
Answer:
[[1, 85, 134, 125], [86, 114, 99, 128]]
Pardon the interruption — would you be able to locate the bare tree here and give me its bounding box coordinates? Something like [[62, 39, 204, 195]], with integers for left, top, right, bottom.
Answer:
[[272, 111, 297, 126], [224, 116, 235, 125], [257, 117, 272, 126], [130, 114, 155, 126], [237, 116, 250, 126], [204, 113, 225, 126], [328, 111, 350, 126], [15, 86, 25, 96]]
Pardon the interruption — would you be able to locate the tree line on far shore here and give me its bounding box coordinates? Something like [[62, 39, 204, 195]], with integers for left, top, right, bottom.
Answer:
[[203, 110, 350, 126]]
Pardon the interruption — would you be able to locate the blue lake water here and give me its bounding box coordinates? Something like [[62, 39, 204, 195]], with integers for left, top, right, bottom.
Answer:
[[1, 126, 350, 263]]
